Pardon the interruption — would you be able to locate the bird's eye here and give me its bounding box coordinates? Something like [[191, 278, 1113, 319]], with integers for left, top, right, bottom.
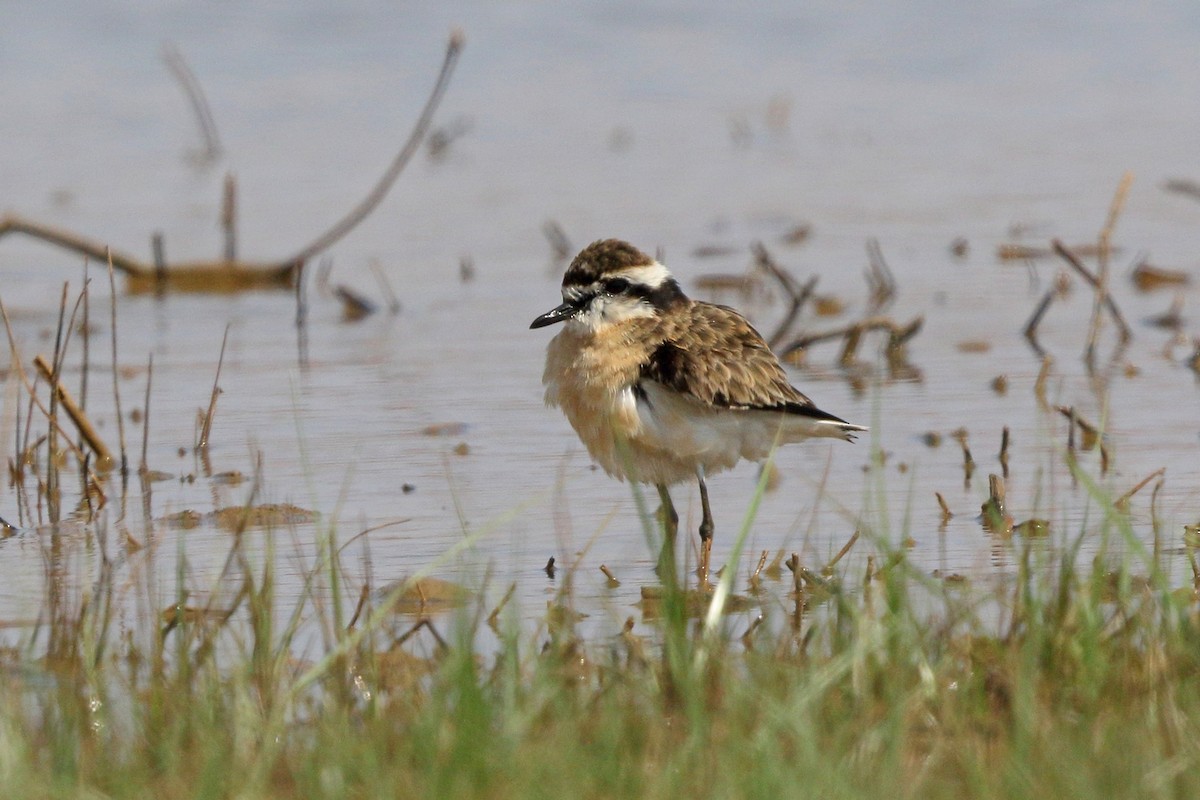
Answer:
[[603, 278, 630, 294]]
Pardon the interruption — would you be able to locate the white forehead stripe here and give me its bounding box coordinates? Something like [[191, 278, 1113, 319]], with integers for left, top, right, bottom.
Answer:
[[617, 261, 672, 288]]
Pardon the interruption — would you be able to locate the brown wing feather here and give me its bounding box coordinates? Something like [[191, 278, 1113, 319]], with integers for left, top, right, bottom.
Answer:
[[641, 302, 842, 418]]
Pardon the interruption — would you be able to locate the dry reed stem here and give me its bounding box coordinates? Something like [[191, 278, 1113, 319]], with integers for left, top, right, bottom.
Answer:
[[139, 355, 153, 475], [936, 492, 952, 526], [33, 355, 113, 467], [1034, 356, 1053, 410], [106, 252, 129, 479], [198, 325, 230, 452], [951, 428, 975, 486], [0, 299, 95, 476], [346, 584, 370, 630], [599, 564, 620, 587], [1115, 468, 1165, 511], [486, 583, 517, 631], [789, 552, 803, 631], [999, 426, 1010, 479], [825, 529, 860, 572]]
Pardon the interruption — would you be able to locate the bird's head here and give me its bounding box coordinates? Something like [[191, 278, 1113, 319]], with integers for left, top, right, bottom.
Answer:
[[530, 239, 686, 333]]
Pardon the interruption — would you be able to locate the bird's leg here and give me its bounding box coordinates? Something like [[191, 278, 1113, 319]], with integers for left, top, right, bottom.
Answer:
[[655, 484, 679, 583], [696, 471, 714, 588]]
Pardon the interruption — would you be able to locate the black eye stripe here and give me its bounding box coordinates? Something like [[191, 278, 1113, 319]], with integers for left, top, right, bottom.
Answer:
[[561, 277, 686, 311]]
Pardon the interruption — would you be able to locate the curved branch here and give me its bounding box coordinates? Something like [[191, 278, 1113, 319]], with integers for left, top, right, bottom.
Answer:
[[284, 30, 465, 267]]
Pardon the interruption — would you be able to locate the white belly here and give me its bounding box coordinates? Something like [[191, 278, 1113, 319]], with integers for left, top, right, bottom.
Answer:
[[547, 376, 840, 486]]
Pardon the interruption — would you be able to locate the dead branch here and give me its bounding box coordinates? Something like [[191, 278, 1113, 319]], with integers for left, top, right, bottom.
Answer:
[[0, 31, 465, 294], [285, 31, 464, 266], [1022, 288, 1055, 356], [0, 215, 149, 277], [1052, 239, 1132, 345], [162, 42, 223, 165], [751, 242, 818, 349]]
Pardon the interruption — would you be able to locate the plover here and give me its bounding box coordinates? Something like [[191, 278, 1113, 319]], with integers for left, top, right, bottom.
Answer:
[[531, 239, 864, 584]]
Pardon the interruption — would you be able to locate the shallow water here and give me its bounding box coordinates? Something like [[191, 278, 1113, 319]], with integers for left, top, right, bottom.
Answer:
[[1, 2, 1199, 638]]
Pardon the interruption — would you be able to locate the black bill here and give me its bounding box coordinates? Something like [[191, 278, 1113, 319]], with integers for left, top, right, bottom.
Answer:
[[530, 302, 577, 329]]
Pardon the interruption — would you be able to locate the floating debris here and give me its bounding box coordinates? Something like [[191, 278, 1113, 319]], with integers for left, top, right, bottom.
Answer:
[[421, 422, 470, 437], [1014, 519, 1051, 538], [1131, 261, 1189, 292], [383, 577, 471, 615], [211, 503, 319, 531], [780, 223, 812, 245]]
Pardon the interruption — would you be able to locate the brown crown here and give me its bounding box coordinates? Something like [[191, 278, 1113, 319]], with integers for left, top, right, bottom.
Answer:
[[563, 239, 653, 286]]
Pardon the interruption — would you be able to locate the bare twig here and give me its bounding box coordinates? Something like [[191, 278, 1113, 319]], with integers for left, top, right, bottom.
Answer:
[[198, 325, 230, 453], [752, 242, 818, 349], [1022, 288, 1055, 355], [935, 492, 952, 527], [1115, 468, 1165, 511], [1052, 240, 1132, 346], [222, 173, 237, 261], [285, 31, 465, 266], [162, 41, 223, 164], [139, 355, 153, 475], [865, 238, 896, 313], [951, 427, 974, 487], [824, 530, 860, 572]]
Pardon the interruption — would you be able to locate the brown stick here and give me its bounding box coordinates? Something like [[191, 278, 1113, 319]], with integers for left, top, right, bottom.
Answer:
[[752, 242, 818, 349], [0, 214, 150, 277], [33, 355, 114, 468], [198, 325, 230, 452], [1052, 239, 1132, 345], [1022, 288, 1054, 355]]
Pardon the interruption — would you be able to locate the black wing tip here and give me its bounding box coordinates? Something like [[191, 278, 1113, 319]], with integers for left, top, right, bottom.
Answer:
[[780, 402, 858, 426]]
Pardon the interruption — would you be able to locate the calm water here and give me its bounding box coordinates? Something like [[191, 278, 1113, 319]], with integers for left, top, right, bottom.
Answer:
[[2, 2, 1199, 636]]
